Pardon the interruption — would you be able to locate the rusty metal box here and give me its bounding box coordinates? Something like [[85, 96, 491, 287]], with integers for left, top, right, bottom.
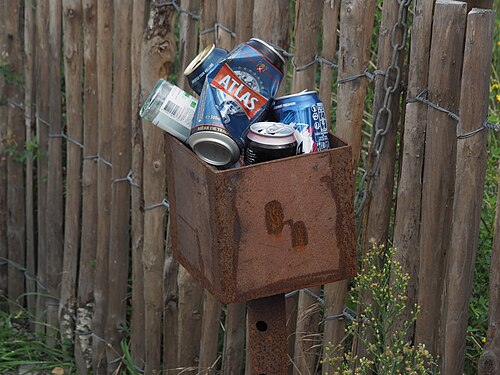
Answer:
[[165, 133, 356, 304]]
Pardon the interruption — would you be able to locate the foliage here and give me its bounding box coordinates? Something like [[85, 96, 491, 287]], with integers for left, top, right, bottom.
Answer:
[[0, 305, 77, 374], [324, 244, 439, 375]]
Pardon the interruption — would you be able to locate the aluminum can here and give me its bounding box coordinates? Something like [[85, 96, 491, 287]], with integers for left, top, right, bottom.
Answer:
[[188, 38, 286, 169], [139, 79, 198, 142], [271, 90, 330, 153], [244, 122, 297, 165], [183, 44, 228, 96]]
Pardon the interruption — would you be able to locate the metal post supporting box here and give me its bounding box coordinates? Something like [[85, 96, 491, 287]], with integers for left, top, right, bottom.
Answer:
[[165, 132, 356, 304]]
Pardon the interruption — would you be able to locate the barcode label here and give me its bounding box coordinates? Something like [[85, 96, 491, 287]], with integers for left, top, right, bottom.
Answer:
[[158, 86, 197, 128]]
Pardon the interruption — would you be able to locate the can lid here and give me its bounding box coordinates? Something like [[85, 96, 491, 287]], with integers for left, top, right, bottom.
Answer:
[[184, 44, 216, 76], [248, 38, 286, 71], [188, 131, 240, 168], [273, 89, 318, 101], [247, 122, 296, 146]]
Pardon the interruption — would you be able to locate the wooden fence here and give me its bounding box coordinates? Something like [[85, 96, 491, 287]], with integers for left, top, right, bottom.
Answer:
[[0, 0, 498, 374]]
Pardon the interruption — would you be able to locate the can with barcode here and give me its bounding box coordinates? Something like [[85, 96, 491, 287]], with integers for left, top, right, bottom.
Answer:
[[271, 90, 330, 153], [184, 44, 228, 96], [140, 78, 198, 142]]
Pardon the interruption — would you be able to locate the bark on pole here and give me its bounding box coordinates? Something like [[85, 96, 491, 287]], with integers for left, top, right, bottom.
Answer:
[[199, 0, 217, 49], [0, 2, 7, 311], [60, 0, 83, 358], [1, 0, 25, 313], [478, 161, 500, 374], [35, 0, 50, 334], [140, 2, 177, 372], [45, 0, 63, 337], [106, 0, 133, 371], [252, 0, 290, 97], [215, 0, 236, 51], [76, 0, 98, 371], [24, 0, 37, 321], [235, 0, 254, 44], [325, 0, 377, 354], [414, 0, 467, 357], [130, 0, 146, 370], [392, 0, 435, 343], [92, 0, 113, 372], [441, 8, 495, 374]]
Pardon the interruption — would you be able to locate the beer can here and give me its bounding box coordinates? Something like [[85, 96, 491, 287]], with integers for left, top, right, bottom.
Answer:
[[271, 90, 330, 153], [140, 79, 198, 142], [244, 122, 297, 165], [188, 38, 286, 169], [183, 44, 228, 96]]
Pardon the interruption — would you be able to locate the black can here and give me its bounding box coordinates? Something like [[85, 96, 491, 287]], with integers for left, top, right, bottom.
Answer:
[[246, 38, 286, 74], [244, 122, 297, 165]]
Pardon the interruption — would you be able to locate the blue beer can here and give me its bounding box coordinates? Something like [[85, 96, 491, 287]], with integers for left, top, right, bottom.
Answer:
[[184, 44, 228, 96], [271, 91, 330, 153], [188, 38, 286, 169]]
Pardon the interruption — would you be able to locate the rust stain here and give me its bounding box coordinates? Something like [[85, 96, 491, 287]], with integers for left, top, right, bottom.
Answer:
[[264, 200, 284, 234], [291, 221, 308, 247]]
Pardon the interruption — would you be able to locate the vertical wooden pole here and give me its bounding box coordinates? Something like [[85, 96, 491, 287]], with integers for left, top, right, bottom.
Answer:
[[178, 0, 201, 91], [24, 0, 37, 320], [106, 0, 132, 370], [92, 0, 113, 372], [441, 8, 495, 374], [215, 0, 236, 51], [75, 0, 98, 371], [221, 303, 247, 375], [320, 2, 342, 373], [290, 2, 323, 372], [478, 161, 500, 373], [2, 0, 26, 312], [60, 0, 83, 356], [392, 0, 435, 343], [235, 0, 254, 44], [130, 0, 146, 370], [326, 0, 377, 354], [414, 0, 467, 357], [252, 0, 290, 96], [199, 0, 217, 49], [45, 0, 63, 336], [0, 3, 7, 311], [199, 290, 222, 372], [35, 0, 50, 333], [140, 3, 177, 373]]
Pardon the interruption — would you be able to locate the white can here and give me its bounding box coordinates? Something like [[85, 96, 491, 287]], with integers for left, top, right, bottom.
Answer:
[[140, 79, 198, 142]]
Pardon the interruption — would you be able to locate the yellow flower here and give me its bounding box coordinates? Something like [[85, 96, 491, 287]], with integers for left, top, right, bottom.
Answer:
[[482, 337, 487, 344], [492, 83, 500, 91], [497, 41, 500, 47], [496, 94, 500, 103]]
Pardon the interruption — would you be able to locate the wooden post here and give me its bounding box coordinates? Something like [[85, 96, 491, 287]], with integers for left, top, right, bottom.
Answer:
[[478, 161, 500, 374], [252, 0, 290, 96], [414, 0, 467, 357], [235, 0, 254, 44], [45, 0, 63, 336], [130, 0, 146, 370], [221, 303, 247, 375], [324, 0, 377, 355], [0, 2, 7, 311], [320, 2, 342, 373], [92, 0, 113, 372], [392, 0, 436, 343], [106, 0, 132, 370], [199, 0, 217, 49], [1, 0, 26, 312], [60, 0, 83, 358], [198, 290, 222, 372], [178, 0, 201, 92], [289, 2, 323, 373], [441, 8, 495, 374], [24, 0, 37, 321], [35, 0, 50, 334], [75, 0, 98, 371], [140, 3, 177, 373], [215, 0, 236, 51]]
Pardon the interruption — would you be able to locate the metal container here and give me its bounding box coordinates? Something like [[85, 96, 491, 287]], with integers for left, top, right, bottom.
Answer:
[[183, 44, 228, 96], [244, 122, 297, 165], [165, 131, 356, 304], [271, 90, 330, 153], [140, 79, 198, 142], [188, 38, 286, 169]]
